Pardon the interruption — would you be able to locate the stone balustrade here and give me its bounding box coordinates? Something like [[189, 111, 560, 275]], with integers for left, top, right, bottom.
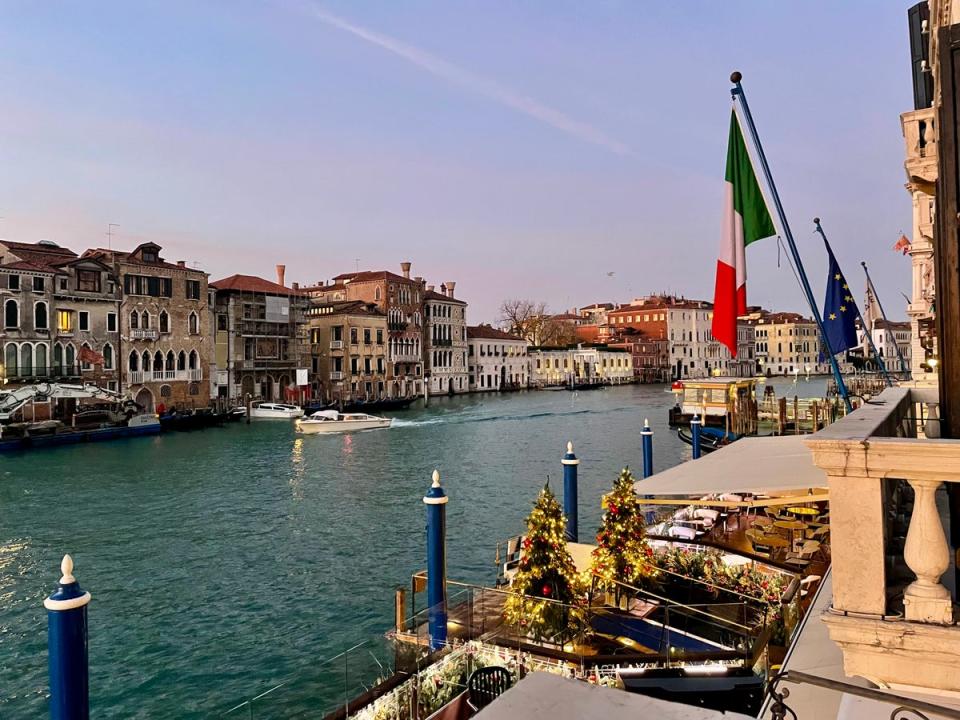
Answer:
[[806, 386, 960, 691], [901, 107, 938, 188]]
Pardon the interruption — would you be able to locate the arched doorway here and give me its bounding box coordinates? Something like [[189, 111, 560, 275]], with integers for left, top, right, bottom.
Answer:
[[265, 375, 275, 401], [241, 375, 255, 400], [500, 366, 506, 390], [135, 387, 154, 413], [448, 378, 455, 395]]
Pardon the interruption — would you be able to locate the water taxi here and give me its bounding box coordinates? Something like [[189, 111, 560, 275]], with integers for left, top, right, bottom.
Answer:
[[295, 410, 392, 434], [247, 402, 304, 419]]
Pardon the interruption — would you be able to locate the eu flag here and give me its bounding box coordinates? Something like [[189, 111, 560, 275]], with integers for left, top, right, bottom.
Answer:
[[822, 241, 858, 355]]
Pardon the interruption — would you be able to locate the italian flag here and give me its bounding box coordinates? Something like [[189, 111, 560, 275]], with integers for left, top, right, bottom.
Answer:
[[712, 109, 776, 356]]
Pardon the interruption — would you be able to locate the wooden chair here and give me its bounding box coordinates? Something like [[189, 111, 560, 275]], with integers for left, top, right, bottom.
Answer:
[[467, 666, 512, 711]]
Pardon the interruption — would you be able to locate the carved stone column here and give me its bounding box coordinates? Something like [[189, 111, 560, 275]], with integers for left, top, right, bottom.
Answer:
[[903, 478, 954, 624]]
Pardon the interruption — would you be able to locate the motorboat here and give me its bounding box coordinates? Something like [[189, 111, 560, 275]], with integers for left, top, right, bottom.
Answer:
[[247, 402, 304, 419], [295, 410, 392, 434]]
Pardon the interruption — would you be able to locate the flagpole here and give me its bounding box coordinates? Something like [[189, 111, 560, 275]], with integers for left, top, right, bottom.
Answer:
[[729, 72, 852, 411], [862, 261, 910, 379], [813, 219, 893, 386]]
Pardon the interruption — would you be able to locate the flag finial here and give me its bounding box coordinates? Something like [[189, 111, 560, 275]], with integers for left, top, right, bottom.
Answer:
[[730, 71, 742, 83], [813, 216, 820, 224]]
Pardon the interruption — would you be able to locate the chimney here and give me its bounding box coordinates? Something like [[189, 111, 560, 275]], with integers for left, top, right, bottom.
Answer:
[[401, 261, 411, 279], [276, 264, 286, 287], [440, 283, 446, 295], [446, 281, 456, 297], [177, 260, 186, 268], [414, 276, 423, 283], [292, 282, 299, 291], [427, 285, 435, 292]]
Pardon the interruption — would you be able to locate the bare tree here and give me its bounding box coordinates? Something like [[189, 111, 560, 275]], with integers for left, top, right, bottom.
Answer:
[[499, 299, 578, 346], [540, 318, 579, 347]]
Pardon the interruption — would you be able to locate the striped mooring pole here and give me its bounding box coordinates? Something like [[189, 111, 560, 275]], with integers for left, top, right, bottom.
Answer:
[[45, 554, 91, 720], [691, 414, 702, 460], [423, 469, 448, 652], [562, 441, 579, 542], [641, 419, 654, 478]]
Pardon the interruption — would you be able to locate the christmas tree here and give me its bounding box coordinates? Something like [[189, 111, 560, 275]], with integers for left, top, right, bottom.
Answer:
[[503, 484, 585, 642], [590, 467, 653, 593]]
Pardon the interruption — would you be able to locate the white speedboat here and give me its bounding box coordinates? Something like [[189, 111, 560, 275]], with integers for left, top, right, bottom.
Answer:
[[295, 410, 392, 434], [248, 402, 304, 419]]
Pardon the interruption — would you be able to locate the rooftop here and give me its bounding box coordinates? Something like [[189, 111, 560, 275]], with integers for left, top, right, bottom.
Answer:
[[467, 324, 524, 341], [210, 274, 305, 296]]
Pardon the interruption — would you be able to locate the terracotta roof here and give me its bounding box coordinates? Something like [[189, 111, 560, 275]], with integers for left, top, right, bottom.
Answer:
[[1, 260, 57, 273], [872, 318, 910, 330], [210, 274, 305, 295], [84, 247, 205, 273], [333, 270, 416, 284], [424, 289, 466, 304], [551, 313, 581, 321], [580, 303, 614, 310], [467, 325, 525, 341], [755, 312, 812, 325], [1, 240, 78, 270]]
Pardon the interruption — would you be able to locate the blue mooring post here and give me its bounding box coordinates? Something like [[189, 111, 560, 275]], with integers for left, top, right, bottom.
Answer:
[[45, 554, 91, 720], [562, 441, 579, 542], [423, 469, 448, 652], [691, 414, 702, 460], [641, 419, 654, 478]]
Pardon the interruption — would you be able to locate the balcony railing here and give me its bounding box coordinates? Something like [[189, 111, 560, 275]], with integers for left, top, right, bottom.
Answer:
[[330, 371, 344, 381], [806, 386, 960, 692], [902, 107, 938, 187], [433, 338, 453, 347], [130, 329, 158, 340], [2, 365, 83, 381], [330, 340, 344, 350], [128, 370, 146, 384], [388, 321, 408, 333]]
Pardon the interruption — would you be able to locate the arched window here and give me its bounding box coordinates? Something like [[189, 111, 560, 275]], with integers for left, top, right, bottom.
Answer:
[[65, 344, 75, 371], [35, 344, 47, 374], [375, 286, 381, 301], [177, 350, 186, 371], [159, 311, 169, 334], [188, 312, 199, 335], [142, 351, 151, 371], [129, 351, 139, 372], [53, 343, 64, 373], [80, 343, 93, 370], [34, 301, 48, 330], [141, 311, 151, 329], [160, 384, 172, 398], [103, 343, 114, 370], [4, 344, 18, 377], [188, 350, 198, 370], [165, 350, 175, 371], [130, 311, 139, 329], [153, 351, 163, 374], [20, 344, 33, 376], [4, 299, 18, 329]]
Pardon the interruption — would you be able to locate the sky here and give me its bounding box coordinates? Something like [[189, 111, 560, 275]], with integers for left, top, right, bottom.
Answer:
[[0, 1, 915, 323]]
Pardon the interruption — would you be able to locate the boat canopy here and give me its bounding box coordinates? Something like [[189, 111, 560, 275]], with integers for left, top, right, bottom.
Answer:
[[633, 435, 828, 506], [309, 410, 340, 420]]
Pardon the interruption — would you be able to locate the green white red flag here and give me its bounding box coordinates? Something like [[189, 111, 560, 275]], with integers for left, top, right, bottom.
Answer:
[[712, 109, 776, 356]]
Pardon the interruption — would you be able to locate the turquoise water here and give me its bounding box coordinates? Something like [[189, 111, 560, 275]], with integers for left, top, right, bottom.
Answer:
[[0, 378, 826, 718]]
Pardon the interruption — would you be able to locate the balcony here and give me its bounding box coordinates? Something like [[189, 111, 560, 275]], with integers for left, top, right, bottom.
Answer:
[[330, 340, 344, 350], [3, 365, 83, 382], [128, 371, 146, 384], [806, 386, 960, 692], [433, 338, 452, 347], [387, 321, 408, 333], [330, 371, 344, 381], [901, 107, 938, 193], [131, 329, 158, 340]]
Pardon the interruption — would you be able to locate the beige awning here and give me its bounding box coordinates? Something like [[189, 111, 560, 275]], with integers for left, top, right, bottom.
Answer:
[[632, 435, 828, 502]]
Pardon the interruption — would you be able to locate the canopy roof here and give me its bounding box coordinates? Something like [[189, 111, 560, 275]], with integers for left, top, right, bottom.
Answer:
[[633, 435, 827, 502]]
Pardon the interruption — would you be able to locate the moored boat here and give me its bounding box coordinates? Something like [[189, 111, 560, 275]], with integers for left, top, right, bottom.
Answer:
[[247, 402, 304, 419], [295, 410, 392, 434]]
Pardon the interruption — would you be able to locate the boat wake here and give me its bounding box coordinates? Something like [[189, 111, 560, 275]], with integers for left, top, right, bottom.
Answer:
[[390, 406, 635, 429]]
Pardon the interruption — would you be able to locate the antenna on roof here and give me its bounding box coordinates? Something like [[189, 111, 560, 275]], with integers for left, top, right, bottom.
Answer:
[[107, 223, 119, 250], [355, 258, 360, 272]]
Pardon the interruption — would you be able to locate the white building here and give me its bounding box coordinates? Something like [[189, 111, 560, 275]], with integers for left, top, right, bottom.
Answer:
[[858, 319, 912, 374], [666, 301, 734, 379], [467, 325, 528, 392], [572, 346, 633, 384], [424, 283, 469, 395], [529, 348, 574, 387]]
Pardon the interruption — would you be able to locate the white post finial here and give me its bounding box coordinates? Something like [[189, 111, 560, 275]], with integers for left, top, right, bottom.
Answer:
[[60, 554, 75, 584], [567, 441, 573, 454], [431, 469, 441, 488], [644, 418, 650, 428]]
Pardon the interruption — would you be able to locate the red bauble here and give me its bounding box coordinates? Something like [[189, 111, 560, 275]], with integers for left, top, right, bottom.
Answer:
[[542, 584, 552, 596], [523, 538, 532, 549]]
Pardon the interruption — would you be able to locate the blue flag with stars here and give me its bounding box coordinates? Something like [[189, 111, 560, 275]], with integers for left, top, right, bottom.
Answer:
[[822, 240, 858, 355]]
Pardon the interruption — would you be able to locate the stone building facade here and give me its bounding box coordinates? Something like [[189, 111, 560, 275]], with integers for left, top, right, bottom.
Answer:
[[467, 325, 528, 391], [89, 242, 210, 411], [210, 269, 310, 403], [306, 262, 425, 398], [305, 300, 388, 404], [424, 284, 468, 395]]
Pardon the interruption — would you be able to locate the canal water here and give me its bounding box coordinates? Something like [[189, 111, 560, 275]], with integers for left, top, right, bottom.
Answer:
[[0, 378, 827, 718]]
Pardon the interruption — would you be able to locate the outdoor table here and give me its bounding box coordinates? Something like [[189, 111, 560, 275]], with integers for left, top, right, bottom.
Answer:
[[774, 519, 808, 550], [786, 506, 819, 518]]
